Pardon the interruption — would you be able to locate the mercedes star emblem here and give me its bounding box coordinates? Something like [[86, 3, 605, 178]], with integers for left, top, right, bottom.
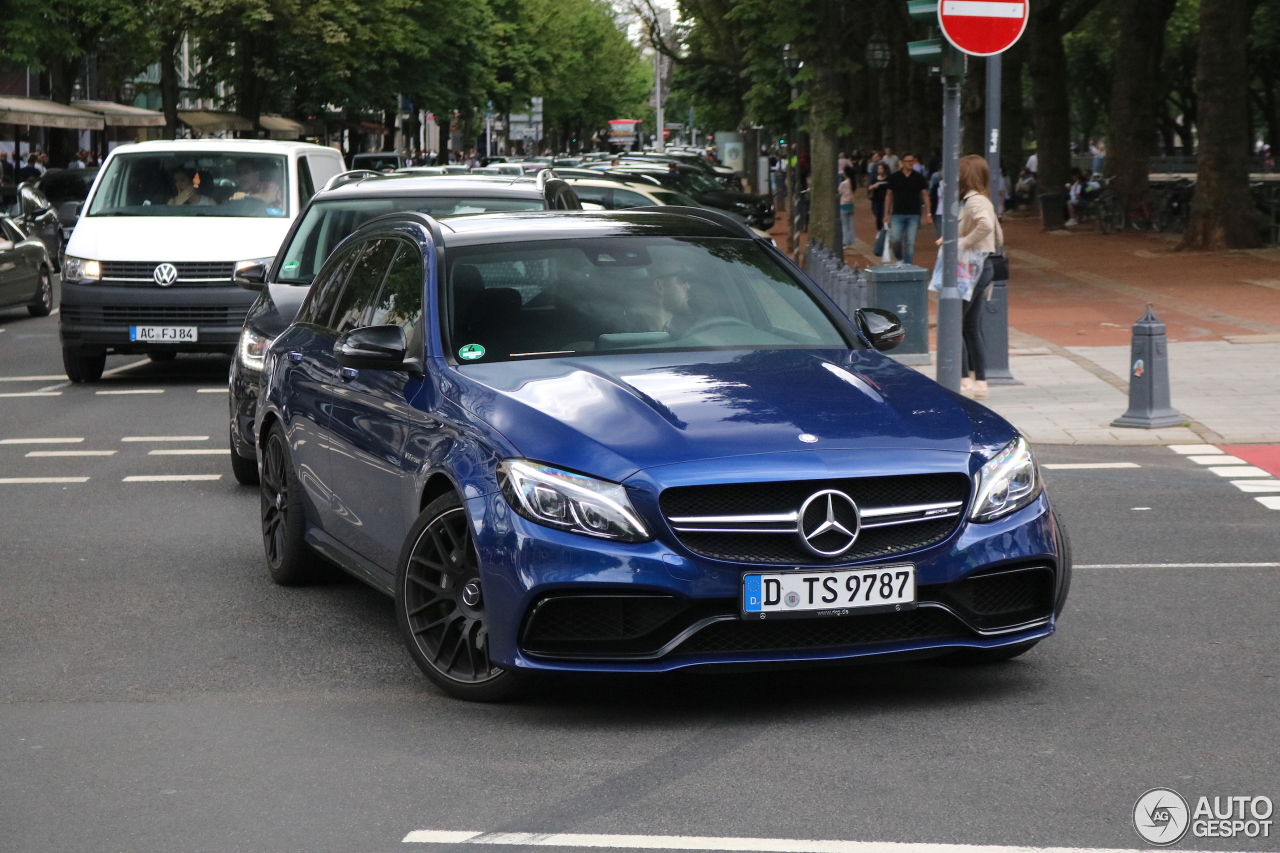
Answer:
[[153, 263, 179, 287], [797, 489, 861, 557]]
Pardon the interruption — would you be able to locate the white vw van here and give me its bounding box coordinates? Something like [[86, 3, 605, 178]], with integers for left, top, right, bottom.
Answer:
[[59, 139, 345, 381]]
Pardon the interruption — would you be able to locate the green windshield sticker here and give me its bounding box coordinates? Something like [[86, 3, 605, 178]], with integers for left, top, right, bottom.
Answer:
[[282, 260, 299, 273], [458, 344, 486, 361]]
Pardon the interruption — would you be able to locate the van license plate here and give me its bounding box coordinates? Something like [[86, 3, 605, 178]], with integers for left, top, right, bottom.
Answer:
[[742, 565, 915, 619], [130, 326, 197, 342]]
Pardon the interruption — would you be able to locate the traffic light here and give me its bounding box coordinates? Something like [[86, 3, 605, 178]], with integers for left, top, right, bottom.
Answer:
[[905, 0, 963, 76]]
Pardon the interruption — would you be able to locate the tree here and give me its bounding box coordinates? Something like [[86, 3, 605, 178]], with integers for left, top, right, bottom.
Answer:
[[1025, 0, 1103, 193], [1181, 0, 1264, 249]]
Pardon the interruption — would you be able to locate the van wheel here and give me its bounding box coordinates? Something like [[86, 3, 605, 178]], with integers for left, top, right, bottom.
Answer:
[[63, 347, 105, 383]]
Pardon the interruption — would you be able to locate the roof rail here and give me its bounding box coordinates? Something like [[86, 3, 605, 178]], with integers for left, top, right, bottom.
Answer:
[[534, 168, 560, 191], [322, 169, 383, 192]]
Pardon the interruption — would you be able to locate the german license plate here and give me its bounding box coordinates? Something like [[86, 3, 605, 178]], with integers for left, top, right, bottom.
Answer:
[[742, 564, 915, 619], [130, 326, 197, 342]]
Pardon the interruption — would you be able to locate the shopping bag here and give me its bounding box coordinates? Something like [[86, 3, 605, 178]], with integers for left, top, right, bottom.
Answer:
[[880, 230, 894, 264], [929, 257, 943, 292], [872, 228, 887, 258]]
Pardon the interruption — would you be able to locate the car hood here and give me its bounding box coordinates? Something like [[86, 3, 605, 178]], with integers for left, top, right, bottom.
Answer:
[[66, 216, 292, 261], [447, 349, 998, 483]]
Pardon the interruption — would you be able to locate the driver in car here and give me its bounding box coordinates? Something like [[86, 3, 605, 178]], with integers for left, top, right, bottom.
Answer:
[[624, 259, 696, 336]]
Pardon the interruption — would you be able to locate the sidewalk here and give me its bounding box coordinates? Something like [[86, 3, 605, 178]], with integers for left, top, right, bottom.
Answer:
[[772, 192, 1280, 445]]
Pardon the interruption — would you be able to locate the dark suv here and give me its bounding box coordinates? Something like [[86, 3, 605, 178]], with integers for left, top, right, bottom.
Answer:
[[227, 171, 580, 484]]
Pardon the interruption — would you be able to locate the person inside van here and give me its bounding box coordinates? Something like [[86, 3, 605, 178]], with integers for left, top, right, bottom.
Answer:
[[229, 159, 265, 202], [167, 168, 215, 206]]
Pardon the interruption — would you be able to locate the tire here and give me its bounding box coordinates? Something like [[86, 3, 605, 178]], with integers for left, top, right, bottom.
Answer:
[[62, 346, 105, 383], [230, 446, 260, 486], [148, 351, 177, 362], [1053, 511, 1073, 618], [259, 424, 322, 585], [27, 268, 53, 317], [395, 493, 529, 701]]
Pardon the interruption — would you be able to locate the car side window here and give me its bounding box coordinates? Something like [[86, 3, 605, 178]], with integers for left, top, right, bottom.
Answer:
[[1, 220, 24, 242], [571, 186, 610, 207], [611, 189, 653, 209], [297, 244, 362, 328], [367, 242, 424, 330], [296, 156, 316, 207], [331, 239, 397, 334]]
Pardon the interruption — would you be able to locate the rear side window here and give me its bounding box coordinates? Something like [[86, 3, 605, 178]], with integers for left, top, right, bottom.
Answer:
[[612, 189, 653, 209], [331, 239, 397, 333], [296, 156, 316, 207]]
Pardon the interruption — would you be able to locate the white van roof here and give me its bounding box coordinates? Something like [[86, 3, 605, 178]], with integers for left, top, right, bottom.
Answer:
[[104, 139, 339, 156]]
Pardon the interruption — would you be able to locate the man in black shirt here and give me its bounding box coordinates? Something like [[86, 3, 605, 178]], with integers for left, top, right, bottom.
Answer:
[[882, 153, 932, 264]]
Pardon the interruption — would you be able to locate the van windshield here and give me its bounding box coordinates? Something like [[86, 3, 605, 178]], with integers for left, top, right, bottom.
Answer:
[[87, 152, 289, 218]]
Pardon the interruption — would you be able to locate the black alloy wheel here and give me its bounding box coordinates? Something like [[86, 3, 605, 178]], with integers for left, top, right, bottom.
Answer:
[[28, 269, 53, 317], [395, 493, 526, 701], [259, 424, 319, 584]]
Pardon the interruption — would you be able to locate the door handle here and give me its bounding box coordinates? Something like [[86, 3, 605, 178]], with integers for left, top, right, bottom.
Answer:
[[339, 367, 358, 382], [287, 351, 303, 363]]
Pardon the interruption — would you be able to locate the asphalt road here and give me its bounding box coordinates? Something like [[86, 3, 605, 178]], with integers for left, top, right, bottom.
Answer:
[[2, 304, 1278, 853]]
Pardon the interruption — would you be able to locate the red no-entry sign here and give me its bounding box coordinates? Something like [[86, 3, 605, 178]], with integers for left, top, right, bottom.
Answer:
[[937, 0, 1028, 56]]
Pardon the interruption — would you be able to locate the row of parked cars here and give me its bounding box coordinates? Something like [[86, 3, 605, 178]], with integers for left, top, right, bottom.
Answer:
[[47, 138, 1070, 701]]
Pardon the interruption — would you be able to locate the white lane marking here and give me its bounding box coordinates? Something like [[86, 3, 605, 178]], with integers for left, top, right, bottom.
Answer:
[[196, 388, 225, 393], [100, 359, 149, 378], [26, 450, 117, 457], [0, 391, 61, 398], [122, 474, 222, 482], [1077, 562, 1280, 568], [1232, 480, 1280, 493], [37, 382, 71, 392], [147, 449, 226, 455], [400, 830, 1238, 853], [1257, 496, 1280, 510], [96, 389, 164, 396], [121, 436, 209, 442], [1208, 466, 1272, 478], [0, 437, 84, 444], [1130, 507, 1151, 511], [0, 375, 68, 382], [942, 1, 1025, 18], [1167, 444, 1222, 454], [1188, 455, 1246, 465], [1041, 462, 1139, 470], [0, 477, 90, 484]]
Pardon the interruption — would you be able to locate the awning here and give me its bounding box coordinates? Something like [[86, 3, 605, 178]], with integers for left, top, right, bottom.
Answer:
[[0, 96, 105, 130], [358, 121, 387, 135], [72, 100, 166, 127], [178, 110, 253, 133], [258, 114, 305, 138]]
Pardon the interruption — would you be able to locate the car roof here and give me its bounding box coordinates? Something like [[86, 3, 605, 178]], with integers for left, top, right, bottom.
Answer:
[[104, 139, 335, 155], [432, 210, 751, 248], [316, 174, 557, 201]]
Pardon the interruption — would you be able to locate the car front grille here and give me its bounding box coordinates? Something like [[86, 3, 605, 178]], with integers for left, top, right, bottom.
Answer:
[[675, 607, 965, 655], [925, 566, 1055, 631], [99, 261, 236, 285], [60, 304, 249, 326], [659, 474, 970, 565]]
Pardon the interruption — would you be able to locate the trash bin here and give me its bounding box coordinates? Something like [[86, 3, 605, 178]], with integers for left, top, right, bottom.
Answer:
[[1039, 192, 1066, 231], [867, 263, 930, 365]]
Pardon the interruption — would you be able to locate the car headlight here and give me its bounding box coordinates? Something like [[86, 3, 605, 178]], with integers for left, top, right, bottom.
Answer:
[[238, 326, 272, 372], [498, 459, 650, 542], [969, 437, 1041, 522], [63, 256, 100, 281]]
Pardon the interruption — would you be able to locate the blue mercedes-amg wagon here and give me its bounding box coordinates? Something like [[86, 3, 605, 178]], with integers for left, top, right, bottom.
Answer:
[[255, 209, 1069, 700]]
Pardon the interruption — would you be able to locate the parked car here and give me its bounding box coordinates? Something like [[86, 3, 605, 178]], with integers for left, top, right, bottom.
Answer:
[[1, 183, 63, 262], [0, 216, 56, 317], [602, 163, 774, 229], [252, 208, 1070, 701], [226, 171, 581, 484], [560, 175, 774, 242], [351, 152, 406, 172], [59, 139, 346, 382], [25, 167, 99, 244]]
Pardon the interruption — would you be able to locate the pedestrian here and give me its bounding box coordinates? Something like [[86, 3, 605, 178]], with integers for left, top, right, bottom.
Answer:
[[883, 153, 931, 264], [16, 154, 41, 182], [954, 155, 1003, 398], [838, 165, 856, 247], [1090, 140, 1105, 175], [837, 151, 851, 183], [1066, 171, 1084, 226], [0, 152, 13, 184], [771, 153, 787, 210], [882, 147, 899, 173], [1025, 151, 1038, 175], [868, 162, 890, 253], [866, 150, 883, 183]]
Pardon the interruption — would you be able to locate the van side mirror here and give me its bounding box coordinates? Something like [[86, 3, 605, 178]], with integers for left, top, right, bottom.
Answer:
[[856, 307, 905, 352], [234, 261, 268, 291], [335, 325, 409, 370]]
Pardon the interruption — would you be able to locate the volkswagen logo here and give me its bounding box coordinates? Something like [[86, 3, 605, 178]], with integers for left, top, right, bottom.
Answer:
[[153, 263, 179, 287], [796, 489, 861, 557]]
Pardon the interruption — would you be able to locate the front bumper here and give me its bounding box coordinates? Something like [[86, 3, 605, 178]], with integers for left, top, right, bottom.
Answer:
[[58, 280, 256, 354], [467, 489, 1065, 674]]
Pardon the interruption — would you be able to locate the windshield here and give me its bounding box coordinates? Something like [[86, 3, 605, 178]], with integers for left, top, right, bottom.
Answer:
[[276, 196, 546, 284], [649, 189, 701, 207], [87, 152, 289, 217], [445, 237, 849, 363]]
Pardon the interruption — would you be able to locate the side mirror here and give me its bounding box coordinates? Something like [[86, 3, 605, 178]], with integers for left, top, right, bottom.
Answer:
[[0, 240, 13, 252], [856, 307, 905, 352], [234, 261, 268, 291], [335, 325, 409, 370], [58, 201, 81, 225]]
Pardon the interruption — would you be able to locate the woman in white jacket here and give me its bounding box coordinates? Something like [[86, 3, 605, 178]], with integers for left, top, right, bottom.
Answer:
[[957, 155, 1003, 398]]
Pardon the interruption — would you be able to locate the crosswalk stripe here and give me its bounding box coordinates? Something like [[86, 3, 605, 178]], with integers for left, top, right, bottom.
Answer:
[[96, 389, 164, 395], [121, 436, 209, 442], [147, 449, 226, 455], [1041, 463, 1139, 470], [1256, 496, 1280, 510], [0, 437, 84, 444], [1166, 444, 1221, 455], [0, 477, 90, 484], [26, 450, 117, 457]]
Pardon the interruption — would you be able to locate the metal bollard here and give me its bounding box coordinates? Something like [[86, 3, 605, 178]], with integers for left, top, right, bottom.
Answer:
[[1111, 305, 1189, 429], [982, 278, 1020, 385]]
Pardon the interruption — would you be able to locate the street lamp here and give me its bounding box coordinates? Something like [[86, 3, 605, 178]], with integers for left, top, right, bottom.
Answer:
[[865, 33, 891, 148], [119, 80, 137, 104]]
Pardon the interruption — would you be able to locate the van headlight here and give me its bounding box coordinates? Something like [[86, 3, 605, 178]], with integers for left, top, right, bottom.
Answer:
[[969, 437, 1041, 522], [63, 256, 100, 281], [238, 327, 272, 372], [498, 459, 650, 542]]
